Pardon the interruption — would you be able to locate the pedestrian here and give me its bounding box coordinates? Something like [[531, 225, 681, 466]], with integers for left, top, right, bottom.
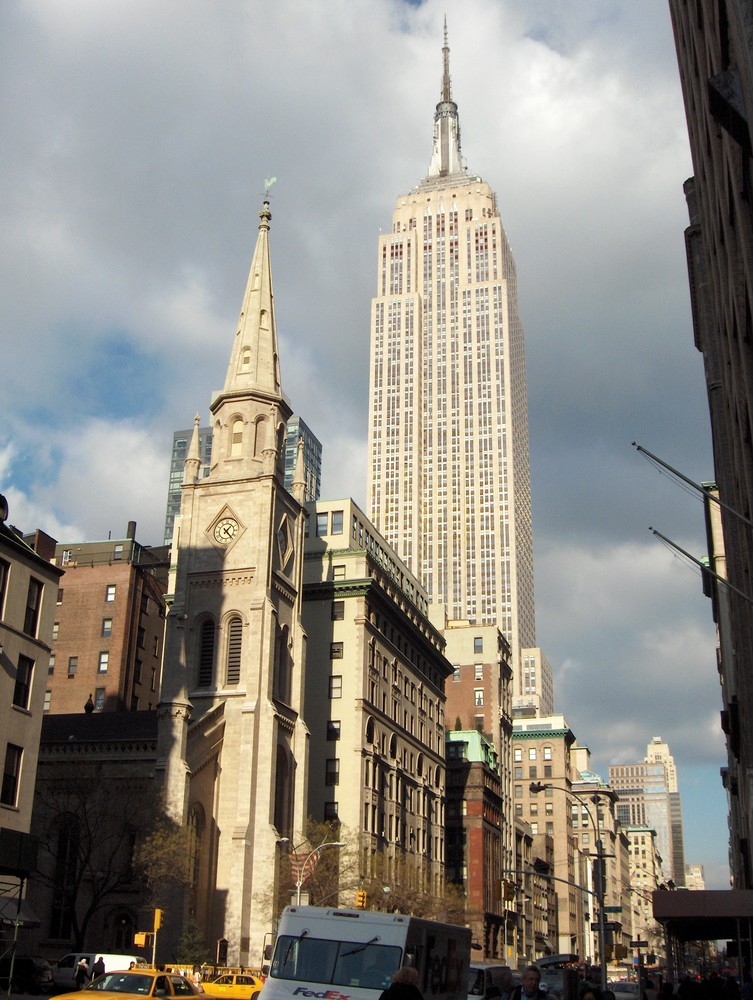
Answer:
[[510, 967, 548, 1000], [91, 957, 106, 981], [378, 967, 424, 1000], [581, 987, 603, 1000], [75, 959, 89, 990], [498, 970, 514, 1000]]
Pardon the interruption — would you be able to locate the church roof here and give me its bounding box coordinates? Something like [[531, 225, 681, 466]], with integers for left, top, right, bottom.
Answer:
[[41, 711, 158, 745]]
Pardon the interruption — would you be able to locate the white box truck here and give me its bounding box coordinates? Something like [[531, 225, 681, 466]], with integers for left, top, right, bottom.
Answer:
[[261, 906, 471, 1000]]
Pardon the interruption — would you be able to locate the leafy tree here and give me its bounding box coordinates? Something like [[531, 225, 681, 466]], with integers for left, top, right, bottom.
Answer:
[[357, 845, 467, 924], [275, 820, 358, 912], [32, 761, 197, 950], [132, 818, 192, 905], [268, 820, 466, 926], [175, 918, 211, 967]]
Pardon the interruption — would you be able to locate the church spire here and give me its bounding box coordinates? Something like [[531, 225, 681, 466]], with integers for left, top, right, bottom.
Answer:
[[218, 199, 282, 404], [426, 18, 464, 179], [183, 413, 201, 485], [210, 195, 292, 480]]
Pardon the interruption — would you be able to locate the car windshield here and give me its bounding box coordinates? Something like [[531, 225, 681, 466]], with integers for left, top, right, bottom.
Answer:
[[89, 973, 155, 994], [271, 935, 401, 990]]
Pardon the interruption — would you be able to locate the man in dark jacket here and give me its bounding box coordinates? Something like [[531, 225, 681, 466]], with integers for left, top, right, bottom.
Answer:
[[510, 967, 547, 1000]]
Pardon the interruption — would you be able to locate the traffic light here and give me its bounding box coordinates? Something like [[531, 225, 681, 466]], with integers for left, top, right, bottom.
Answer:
[[154, 908, 164, 931], [502, 880, 516, 901], [355, 890, 367, 909], [592, 857, 606, 897]]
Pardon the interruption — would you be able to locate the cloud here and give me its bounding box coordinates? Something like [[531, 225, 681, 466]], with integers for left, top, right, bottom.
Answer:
[[0, 0, 727, 883]]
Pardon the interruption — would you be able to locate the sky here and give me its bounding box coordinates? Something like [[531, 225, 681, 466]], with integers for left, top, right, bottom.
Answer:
[[1, 1, 730, 887]]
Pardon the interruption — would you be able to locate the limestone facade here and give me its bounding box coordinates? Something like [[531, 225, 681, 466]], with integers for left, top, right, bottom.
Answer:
[[157, 200, 309, 966]]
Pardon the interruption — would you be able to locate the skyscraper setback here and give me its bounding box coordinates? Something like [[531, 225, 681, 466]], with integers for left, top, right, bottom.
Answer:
[[367, 28, 535, 677]]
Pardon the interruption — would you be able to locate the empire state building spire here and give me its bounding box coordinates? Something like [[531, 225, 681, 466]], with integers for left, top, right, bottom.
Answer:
[[426, 18, 464, 178]]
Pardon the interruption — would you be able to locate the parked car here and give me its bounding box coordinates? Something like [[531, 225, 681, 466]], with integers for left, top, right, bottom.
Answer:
[[0, 955, 55, 994], [201, 974, 265, 1000], [609, 982, 642, 1000], [468, 963, 518, 1000]]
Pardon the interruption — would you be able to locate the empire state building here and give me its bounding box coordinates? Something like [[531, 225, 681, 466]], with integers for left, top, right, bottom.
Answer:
[[367, 27, 536, 677]]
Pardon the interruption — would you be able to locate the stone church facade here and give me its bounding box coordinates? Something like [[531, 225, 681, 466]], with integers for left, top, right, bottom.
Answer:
[[157, 199, 310, 967]]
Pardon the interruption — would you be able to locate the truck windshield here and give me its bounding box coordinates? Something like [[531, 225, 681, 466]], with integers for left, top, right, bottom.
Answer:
[[271, 936, 401, 990]]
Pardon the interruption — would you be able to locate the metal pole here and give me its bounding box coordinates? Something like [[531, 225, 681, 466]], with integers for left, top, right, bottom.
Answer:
[[530, 783, 609, 993], [595, 835, 608, 994]]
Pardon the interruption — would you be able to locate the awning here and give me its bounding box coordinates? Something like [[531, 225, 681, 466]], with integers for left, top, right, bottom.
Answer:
[[653, 889, 753, 942], [0, 895, 41, 928]]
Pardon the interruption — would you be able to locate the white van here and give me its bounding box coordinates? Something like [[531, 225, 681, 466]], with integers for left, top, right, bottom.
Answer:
[[53, 954, 146, 985], [467, 963, 517, 1000], [262, 905, 471, 1000]]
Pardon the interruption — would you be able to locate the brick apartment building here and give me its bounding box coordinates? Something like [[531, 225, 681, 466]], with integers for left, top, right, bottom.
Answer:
[[47, 523, 169, 714]]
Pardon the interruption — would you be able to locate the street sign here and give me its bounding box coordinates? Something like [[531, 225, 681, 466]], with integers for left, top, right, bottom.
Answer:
[[604, 906, 623, 913], [630, 940, 649, 948], [592, 921, 621, 931]]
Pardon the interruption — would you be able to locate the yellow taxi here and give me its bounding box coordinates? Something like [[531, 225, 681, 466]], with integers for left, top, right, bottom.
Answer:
[[56, 968, 202, 1000], [201, 973, 264, 1000]]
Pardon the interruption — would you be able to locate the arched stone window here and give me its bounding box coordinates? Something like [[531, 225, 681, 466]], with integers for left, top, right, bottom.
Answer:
[[230, 418, 243, 458], [239, 347, 251, 372], [274, 623, 291, 703], [50, 814, 79, 939], [112, 910, 136, 950], [225, 616, 242, 685], [252, 415, 265, 456], [197, 618, 215, 687], [365, 716, 375, 745], [187, 803, 205, 917], [274, 743, 292, 837]]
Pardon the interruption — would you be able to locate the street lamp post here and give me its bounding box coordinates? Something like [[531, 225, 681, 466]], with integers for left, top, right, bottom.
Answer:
[[530, 782, 610, 994], [292, 840, 346, 905]]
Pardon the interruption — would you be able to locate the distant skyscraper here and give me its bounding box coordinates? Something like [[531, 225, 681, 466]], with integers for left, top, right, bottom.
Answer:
[[284, 415, 322, 501], [609, 737, 686, 886], [366, 26, 535, 682], [165, 416, 321, 543], [164, 426, 212, 544]]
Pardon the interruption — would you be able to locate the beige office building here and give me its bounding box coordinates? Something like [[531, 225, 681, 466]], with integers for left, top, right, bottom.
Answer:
[[512, 715, 580, 957], [366, 28, 536, 689], [302, 498, 450, 893]]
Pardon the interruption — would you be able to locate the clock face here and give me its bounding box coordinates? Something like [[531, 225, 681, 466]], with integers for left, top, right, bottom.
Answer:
[[214, 517, 239, 544]]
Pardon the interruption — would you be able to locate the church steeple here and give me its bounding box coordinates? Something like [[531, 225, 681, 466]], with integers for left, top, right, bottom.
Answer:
[[217, 199, 282, 404], [426, 19, 464, 179], [210, 197, 291, 479]]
